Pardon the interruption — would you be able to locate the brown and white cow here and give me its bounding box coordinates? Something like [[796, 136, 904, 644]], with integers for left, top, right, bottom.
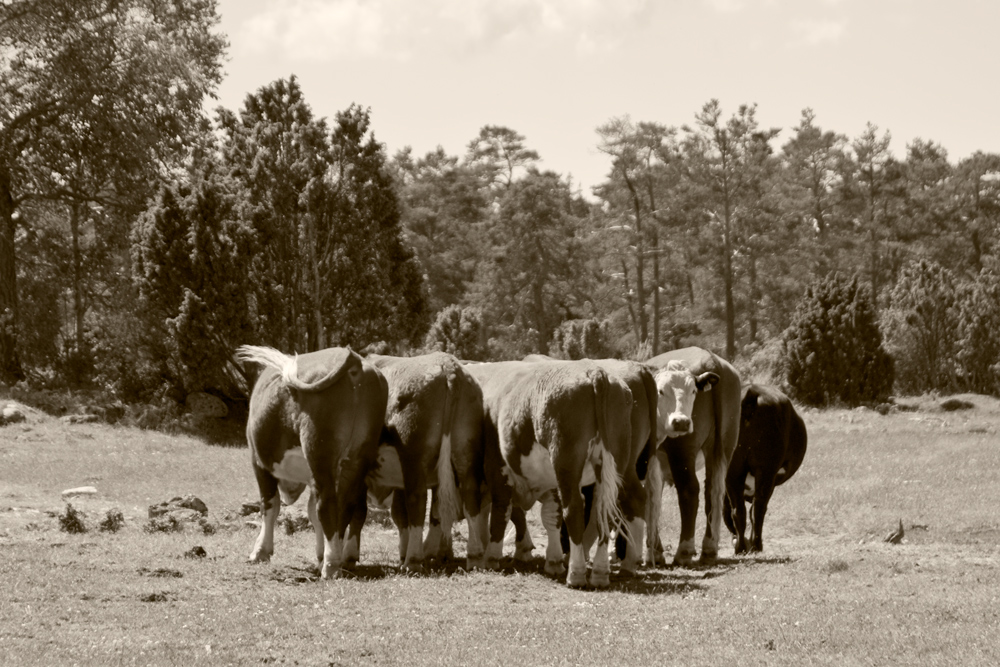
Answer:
[[464, 360, 627, 588], [238, 345, 388, 580], [723, 383, 807, 554], [364, 352, 487, 571], [645, 347, 742, 566], [522, 355, 658, 577]]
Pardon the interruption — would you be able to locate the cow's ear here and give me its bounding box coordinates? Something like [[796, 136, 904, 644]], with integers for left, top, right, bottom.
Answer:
[[695, 372, 720, 392]]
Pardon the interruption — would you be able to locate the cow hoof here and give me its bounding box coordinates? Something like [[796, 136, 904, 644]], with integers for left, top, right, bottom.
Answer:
[[321, 565, 343, 580], [514, 546, 534, 562], [673, 554, 696, 567], [466, 555, 487, 570], [698, 552, 718, 566], [617, 566, 638, 579], [248, 550, 272, 563], [342, 557, 358, 571], [566, 567, 588, 588], [590, 571, 611, 588], [401, 562, 426, 575], [545, 559, 567, 578], [485, 557, 503, 571]]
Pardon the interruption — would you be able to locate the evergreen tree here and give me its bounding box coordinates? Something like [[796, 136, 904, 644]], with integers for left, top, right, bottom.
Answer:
[[883, 259, 959, 394], [956, 270, 1000, 395], [132, 174, 252, 398], [783, 273, 893, 406], [423, 305, 488, 361]]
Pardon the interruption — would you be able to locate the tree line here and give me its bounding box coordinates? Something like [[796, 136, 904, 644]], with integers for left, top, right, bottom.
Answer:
[[3, 0, 999, 405]]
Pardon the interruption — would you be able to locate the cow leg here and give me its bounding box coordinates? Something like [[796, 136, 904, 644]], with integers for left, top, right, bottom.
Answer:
[[249, 459, 280, 563], [700, 453, 728, 564], [511, 506, 536, 561], [726, 472, 750, 554], [751, 473, 777, 552], [390, 490, 409, 564], [398, 461, 429, 573], [590, 536, 611, 588], [618, 469, 647, 577], [464, 499, 488, 570], [484, 485, 511, 570], [423, 490, 443, 559], [307, 490, 324, 563], [667, 447, 700, 566], [341, 486, 367, 569], [539, 489, 568, 579], [644, 451, 667, 567]]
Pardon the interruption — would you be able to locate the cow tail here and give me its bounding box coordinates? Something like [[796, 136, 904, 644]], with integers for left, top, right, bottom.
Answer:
[[435, 369, 461, 527], [236, 344, 357, 392], [591, 369, 624, 542]]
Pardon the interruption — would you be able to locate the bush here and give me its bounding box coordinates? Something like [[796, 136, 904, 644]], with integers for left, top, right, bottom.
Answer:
[[883, 259, 959, 394], [423, 305, 488, 361], [548, 319, 615, 360], [99, 509, 125, 533], [59, 504, 87, 534], [956, 270, 1000, 396], [782, 273, 893, 407]]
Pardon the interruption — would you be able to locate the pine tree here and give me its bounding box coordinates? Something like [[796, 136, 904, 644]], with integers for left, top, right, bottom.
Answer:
[[783, 274, 894, 406]]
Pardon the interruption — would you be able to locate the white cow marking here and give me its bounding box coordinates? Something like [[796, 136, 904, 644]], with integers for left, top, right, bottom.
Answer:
[[271, 447, 312, 484]]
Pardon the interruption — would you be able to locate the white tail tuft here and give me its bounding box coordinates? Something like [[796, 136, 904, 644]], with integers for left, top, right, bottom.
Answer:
[[236, 345, 299, 384], [592, 442, 624, 541]]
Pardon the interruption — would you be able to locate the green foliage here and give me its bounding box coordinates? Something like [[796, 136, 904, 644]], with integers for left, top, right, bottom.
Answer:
[[0, 0, 227, 383], [423, 305, 488, 361], [99, 509, 125, 534], [59, 504, 87, 534], [883, 259, 959, 394], [470, 168, 593, 353], [131, 175, 252, 398], [548, 319, 615, 360], [782, 274, 893, 406], [956, 270, 1000, 395]]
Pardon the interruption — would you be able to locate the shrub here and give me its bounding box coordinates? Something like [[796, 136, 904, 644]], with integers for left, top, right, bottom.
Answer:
[[782, 273, 893, 407], [59, 504, 87, 534], [423, 305, 488, 361], [99, 509, 126, 533], [956, 270, 1000, 396], [883, 259, 959, 394], [548, 319, 615, 360]]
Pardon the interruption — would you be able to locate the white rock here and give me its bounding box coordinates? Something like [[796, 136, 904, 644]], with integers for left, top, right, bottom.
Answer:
[[62, 486, 98, 498]]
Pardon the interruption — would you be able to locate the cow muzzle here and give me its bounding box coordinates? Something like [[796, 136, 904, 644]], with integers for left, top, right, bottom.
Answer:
[[667, 414, 692, 435]]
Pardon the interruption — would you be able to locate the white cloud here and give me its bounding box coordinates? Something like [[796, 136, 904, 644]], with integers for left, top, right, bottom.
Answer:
[[788, 17, 847, 46], [236, 0, 652, 61]]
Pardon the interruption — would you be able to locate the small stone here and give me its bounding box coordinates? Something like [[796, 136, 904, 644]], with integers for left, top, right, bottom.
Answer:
[[185, 392, 228, 419], [62, 486, 98, 498], [1, 404, 27, 426]]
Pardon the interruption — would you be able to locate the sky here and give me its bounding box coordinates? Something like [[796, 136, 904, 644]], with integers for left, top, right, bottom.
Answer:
[[213, 0, 999, 198]]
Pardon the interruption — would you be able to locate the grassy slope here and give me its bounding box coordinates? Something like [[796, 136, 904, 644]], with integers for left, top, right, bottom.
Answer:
[[1, 396, 999, 666]]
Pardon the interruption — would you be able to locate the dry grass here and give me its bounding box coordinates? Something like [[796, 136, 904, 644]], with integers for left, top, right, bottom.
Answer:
[[1, 394, 999, 666]]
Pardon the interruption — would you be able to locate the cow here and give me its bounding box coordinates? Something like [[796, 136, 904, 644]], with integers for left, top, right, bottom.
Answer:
[[464, 359, 628, 588], [723, 383, 807, 554], [645, 347, 742, 566], [364, 352, 487, 571], [523, 355, 658, 577], [237, 345, 388, 580]]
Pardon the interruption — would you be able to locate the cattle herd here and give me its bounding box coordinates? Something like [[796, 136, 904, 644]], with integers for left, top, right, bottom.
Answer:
[[235, 344, 808, 588]]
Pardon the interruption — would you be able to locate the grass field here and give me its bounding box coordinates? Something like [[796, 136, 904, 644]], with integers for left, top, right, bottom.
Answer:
[[1, 394, 999, 666]]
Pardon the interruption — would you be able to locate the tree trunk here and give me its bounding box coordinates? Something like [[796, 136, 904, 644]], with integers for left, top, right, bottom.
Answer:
[[748, 249, 758, 344], [0, 168, 23, 383], [651, 229, 660, 356], [723, 204, 736, 361], [70, 203, 85, 360]]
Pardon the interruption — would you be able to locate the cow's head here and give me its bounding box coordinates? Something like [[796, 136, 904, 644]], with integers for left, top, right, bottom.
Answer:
[[654, 360, 719, 441]]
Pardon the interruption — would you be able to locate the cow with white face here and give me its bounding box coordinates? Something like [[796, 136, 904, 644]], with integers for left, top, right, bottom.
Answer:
[[238, 345, 388, 580], [645, 347, 741, 566]]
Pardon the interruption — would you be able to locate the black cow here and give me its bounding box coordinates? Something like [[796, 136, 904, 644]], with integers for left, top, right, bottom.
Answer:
[[724, 383, 807, 554]]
